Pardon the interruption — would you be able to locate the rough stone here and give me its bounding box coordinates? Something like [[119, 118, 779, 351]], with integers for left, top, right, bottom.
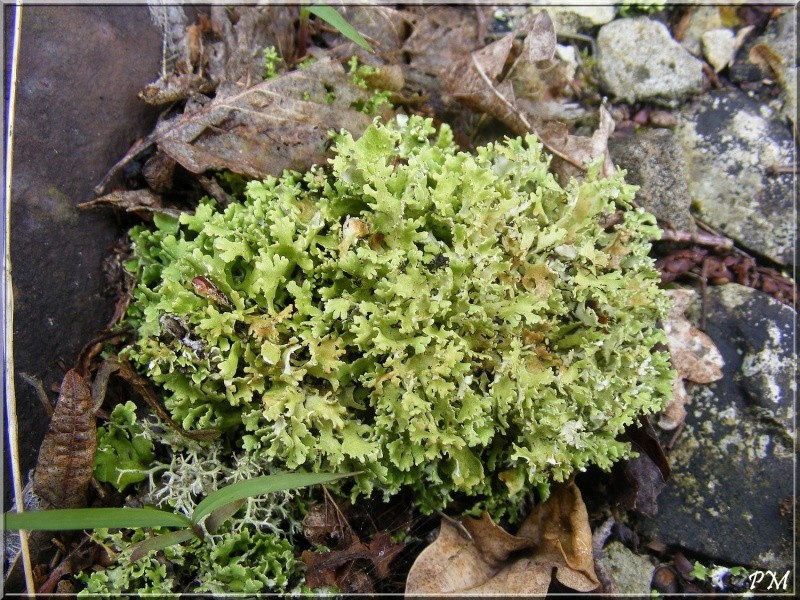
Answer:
[[752, 8, 798, 124], [639, 284, 795, 572], [597, 17, 705, 104], [608, 129, 695, 232], [545, 5, 617, 35], [679, 6, 723, 57], [7, 6, 162, 506], [674, 88, 795, 265], [702, 29, 736, 73], [598, 541, 656, 596]]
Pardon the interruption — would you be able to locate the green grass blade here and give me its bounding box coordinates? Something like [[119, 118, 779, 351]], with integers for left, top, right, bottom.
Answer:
[[3, 507, 191, 532], [205, 499, 246, 534], [192, 472, 354, 524], [307, 5, 372, 52], [129, 529, 197, 563]]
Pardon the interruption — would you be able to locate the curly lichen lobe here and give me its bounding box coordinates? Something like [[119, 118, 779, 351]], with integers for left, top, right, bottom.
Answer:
[[124, 115, 674, 517]]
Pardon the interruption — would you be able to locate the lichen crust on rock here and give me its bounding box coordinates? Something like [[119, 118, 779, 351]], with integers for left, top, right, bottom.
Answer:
[[123, 115, 674, 517]]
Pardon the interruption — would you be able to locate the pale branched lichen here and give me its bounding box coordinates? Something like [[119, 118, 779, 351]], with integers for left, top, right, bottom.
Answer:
[[123, 115, 674, 517]]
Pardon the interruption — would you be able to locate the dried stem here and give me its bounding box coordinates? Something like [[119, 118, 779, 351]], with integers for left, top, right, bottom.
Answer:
[[659, 228, 734, 250]]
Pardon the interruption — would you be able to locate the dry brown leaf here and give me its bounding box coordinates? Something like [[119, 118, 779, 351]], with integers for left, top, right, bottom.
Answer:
[[151, 58, 389, 180], [659, 377, 689, 431], [516, 482, 600, 592], [663, 289, 725, 384], [402, 6, 482, 78], [539, 106, 616, 184], [441, 17, 613, 179], [405, 482, 599, 595], [522, 11, 557, 63], [613, 419, 671, 516], [326, 6, 411, 65], [78, 189, 180, 220], [31, 370, 98, 509], [302, 532, 403, 592], [141, 6, 296, 105]]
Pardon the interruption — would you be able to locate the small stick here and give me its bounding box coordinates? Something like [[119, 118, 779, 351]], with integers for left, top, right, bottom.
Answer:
[[19, 372, 54, 418], [666, 421, 686, 451], [693, 217, 752, 259], [658, 228, 734, 250], [767, 164, 797, 175], [699, 259, 709, 331], [436, 509, 473, 541]]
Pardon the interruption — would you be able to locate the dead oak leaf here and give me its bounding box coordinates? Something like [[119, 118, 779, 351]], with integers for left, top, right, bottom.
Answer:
[[153, 58, 389, 180], [78, 189, 180, 221], [664, 288, 724, 384], [405, 482, 599, 595], [613, 417, 671, 516], [97, 58, 388, 194], [442, 13, 613, 179], [659, 289, 725, 430], [302, 532, 403, 592]]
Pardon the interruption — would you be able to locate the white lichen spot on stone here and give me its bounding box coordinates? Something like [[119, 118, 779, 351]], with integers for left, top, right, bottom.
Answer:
[[718, 405, 737, 426], [756, 434, 771, 459], [719, 431, 744, 454], [741, 321, 796, 405]]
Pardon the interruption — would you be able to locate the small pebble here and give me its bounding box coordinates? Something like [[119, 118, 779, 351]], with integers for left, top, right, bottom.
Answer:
[[652, 565, 680, 594], [649, 110, 678, 128], [730, 62, 763, 83]]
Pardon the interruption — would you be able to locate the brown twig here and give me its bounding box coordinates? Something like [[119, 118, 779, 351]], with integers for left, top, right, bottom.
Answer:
[[659, 228, 734, 250], [436, 510, 473, 541], [666, 421, 686, 451]]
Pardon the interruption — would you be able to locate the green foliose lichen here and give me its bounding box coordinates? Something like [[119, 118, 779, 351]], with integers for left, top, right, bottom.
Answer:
[[123, 114, 674, 517], [94, 401, 155, 492], [77, 525, 300, 595]]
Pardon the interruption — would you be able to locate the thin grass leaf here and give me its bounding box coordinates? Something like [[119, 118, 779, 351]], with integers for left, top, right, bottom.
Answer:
[[3, 507, 191, 532], [129, 529, 197, 563], [192, 472, 354, 524], [306, 5, 373, 52], [205, 499, 246, 534]]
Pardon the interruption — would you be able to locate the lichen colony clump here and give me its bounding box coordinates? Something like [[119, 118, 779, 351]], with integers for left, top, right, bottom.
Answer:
[[123, 115, 674, 517]]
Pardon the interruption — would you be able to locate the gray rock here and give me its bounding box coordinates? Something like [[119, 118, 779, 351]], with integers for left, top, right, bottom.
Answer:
[[597, 541, 656, 596], [679, 6, 723, 57], [8, 6, 162, 507], [608, 129, 695, 232], [702, 28, 735, 73], [674, 88, 795, 265], [597, 17, 705, 104], [640, 284, 795, 572], [753, 8, 798, 124], [545, 6, 616, 35]]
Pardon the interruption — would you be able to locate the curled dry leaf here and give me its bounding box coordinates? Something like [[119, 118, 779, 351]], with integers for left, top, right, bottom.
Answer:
[[154, 57, 386, 179], [658, 289, 723, 431], [521, 11, 557, 63], [538, 106, 616, 184], [405, 482, 599, 595], [97, 58, 390, 195], [302, 532, 404, 592], [141, 6, 296, 105], [78, 189, 180, 220], [613, 418, 670, 516], [442, 13, 614, 180], [31, 370, 99, 509]]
